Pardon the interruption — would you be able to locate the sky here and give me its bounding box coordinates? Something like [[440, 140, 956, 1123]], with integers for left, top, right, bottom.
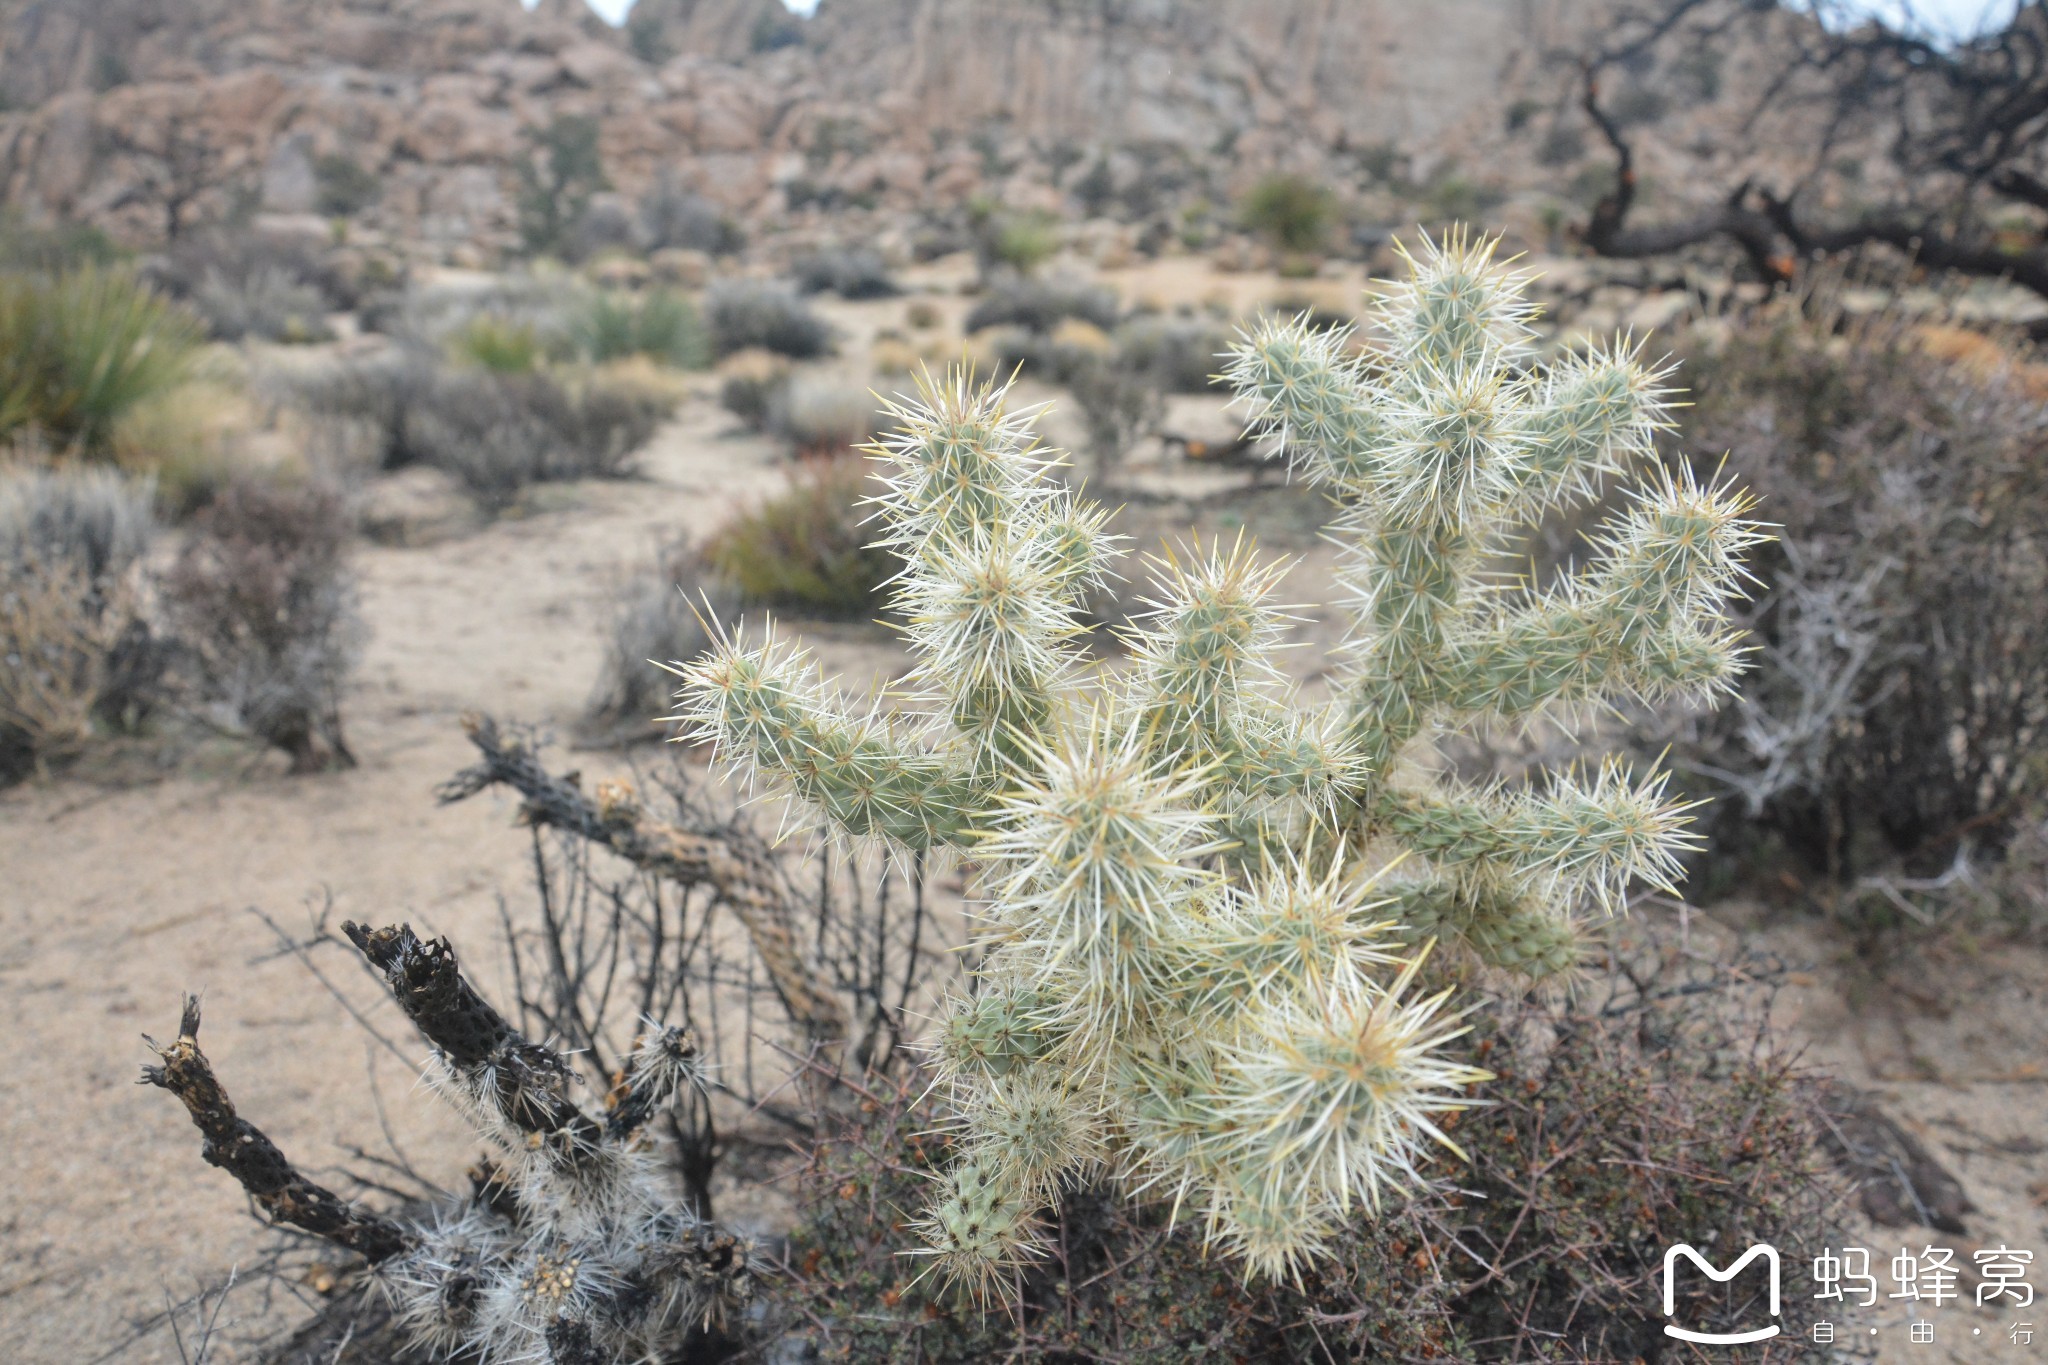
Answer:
[[568, 0, 2007, 35]]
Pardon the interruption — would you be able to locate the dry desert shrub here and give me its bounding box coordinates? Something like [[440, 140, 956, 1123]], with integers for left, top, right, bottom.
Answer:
[[791, 246, 901, 300], [162, 476, 361, 772], [705, 280, 834, 360], [583, 538, 741, 744], [773, 961, 1837, 1364], [701, 459, 895, 618], [767, 374, 885, 459], [1671, 305, 2048, 922], [0, 463, 162, 773], [286, 351, 675, 512], [963, 275, 1119, 335]]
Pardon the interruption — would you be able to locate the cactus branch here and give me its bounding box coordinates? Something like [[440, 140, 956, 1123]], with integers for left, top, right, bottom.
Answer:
[[141, 996, 417, 1264]]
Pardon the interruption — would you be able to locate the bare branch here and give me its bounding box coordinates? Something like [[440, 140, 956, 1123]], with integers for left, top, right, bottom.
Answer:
[[140, 997, 416, 1265]]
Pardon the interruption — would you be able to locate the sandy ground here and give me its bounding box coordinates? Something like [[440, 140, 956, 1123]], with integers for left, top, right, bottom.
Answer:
[[0, 396, 839, 1363], [4, 271, 2045, 1363]]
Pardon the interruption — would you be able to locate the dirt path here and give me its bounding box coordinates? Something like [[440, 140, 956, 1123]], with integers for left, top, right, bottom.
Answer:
[[0, 397, 808, 1363]]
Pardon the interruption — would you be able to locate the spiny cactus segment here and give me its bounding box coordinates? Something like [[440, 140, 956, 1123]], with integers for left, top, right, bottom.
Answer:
[[677, 230, 1764, 1291]]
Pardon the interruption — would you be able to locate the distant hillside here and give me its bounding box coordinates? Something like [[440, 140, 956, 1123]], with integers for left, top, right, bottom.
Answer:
[[0, 0, 1611, 255]]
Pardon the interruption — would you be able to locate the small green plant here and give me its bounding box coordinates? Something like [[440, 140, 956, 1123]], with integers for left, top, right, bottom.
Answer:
[[517, 116, 610, 259], [448, 315, 544, 373], [992, 214, 1059, 275], [680, 233, 1763, 1291], [313, 153, 381, 218], [1239, 173, 1335, 255], [701, 460, 895, 618], [0, 265, 205, 452], [570, 290, 708, 368]]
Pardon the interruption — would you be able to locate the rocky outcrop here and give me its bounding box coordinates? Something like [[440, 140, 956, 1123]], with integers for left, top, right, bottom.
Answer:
[[0, 0, 1616, 258]]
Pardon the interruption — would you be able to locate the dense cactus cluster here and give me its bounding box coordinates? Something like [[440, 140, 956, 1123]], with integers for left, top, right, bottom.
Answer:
[[680, 232, 1764, 1290]]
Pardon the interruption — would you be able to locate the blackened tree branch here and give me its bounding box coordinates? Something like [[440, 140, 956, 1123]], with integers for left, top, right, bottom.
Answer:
[[140, 996, 416, 1264], [1572, 0, 2048, 305]]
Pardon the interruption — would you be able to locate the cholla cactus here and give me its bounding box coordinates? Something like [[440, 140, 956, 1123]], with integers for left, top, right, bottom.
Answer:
[[144, 923, 752, 1363], [678, 232, 1763, 1289]]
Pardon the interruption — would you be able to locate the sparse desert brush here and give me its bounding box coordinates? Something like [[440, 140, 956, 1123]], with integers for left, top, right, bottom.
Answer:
[[163, 475, 361, 772], [678, 232, 1763, 1291], [639, 177, 745, 256], [963, 276, 1119, 336], [285, 351, 673, 511], [717, 349, 791, 432], [584, 537, 741, 743], [144, 940, 752, 1363], [0, 462, 163, 770], [0, 264, 205, 452], [136, 689, 985, 1362], [1240, 172, 1336, 256], [1113, 315, 1233, 393], [407, 369, 667, 510], [792, 245, 901, 300], [1672, 302, 2048, 916], [705, 279, 834, 360], [777, 961, 1836, 1363], [702, 459, 895, 618], [192, 263, 335, 344]]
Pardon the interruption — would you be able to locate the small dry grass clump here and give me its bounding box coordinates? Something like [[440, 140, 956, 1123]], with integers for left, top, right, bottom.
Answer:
[[107, 378, 259, 518], [163, 476, 361, 772], [584, 537, 740, 744], [702, 460, 894, 618]]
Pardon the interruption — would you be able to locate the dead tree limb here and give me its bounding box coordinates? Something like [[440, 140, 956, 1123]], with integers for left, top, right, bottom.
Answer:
[[140, 997, 417, 1264], [1571, 0, 2048, 315], [437, 712, 849, 1048]]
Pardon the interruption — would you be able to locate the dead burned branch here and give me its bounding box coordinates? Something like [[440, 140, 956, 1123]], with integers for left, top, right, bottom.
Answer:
[[439, 711, 848, 1047], [140, 996, 417, 1265], [143, 919, 755, 1363]]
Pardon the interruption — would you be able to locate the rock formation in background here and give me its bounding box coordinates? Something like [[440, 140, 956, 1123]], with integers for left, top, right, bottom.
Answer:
[[0, 0, 1617, 258]]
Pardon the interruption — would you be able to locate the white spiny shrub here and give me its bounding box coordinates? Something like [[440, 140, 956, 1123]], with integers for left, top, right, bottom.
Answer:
[[678, 232, 1765, 1290]]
